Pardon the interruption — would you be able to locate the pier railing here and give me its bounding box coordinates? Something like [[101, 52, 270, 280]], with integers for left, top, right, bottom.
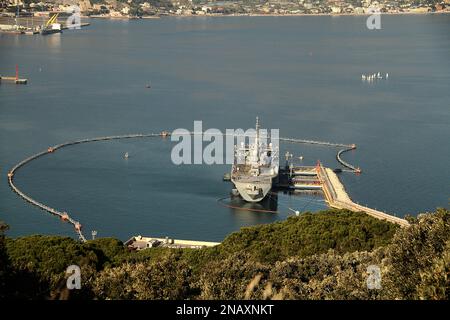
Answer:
[[316, 163, 338, 203]]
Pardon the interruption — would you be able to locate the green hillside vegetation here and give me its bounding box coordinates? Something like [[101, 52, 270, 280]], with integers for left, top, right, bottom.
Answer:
[[0, 208, 448, 300], [219, 210, 397, 263]]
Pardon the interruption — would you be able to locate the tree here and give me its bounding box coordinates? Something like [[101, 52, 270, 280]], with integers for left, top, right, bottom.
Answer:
[[93, 252, 194, 299], [0, 221, 10, 299], [2, 209, 449, 300], [416, 240, 450, 299], [381, 208, 450, 299]]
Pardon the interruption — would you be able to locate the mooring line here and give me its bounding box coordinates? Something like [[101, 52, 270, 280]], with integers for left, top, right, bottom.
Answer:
[[217, 196, 279, 214]]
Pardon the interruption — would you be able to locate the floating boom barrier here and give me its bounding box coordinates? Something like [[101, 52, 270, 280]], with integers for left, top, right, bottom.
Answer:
[[7, 131, 360, 242]]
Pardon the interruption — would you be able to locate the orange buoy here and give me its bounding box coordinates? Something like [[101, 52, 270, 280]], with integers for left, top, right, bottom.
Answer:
[[61, 212, 69, 221], [315, 160, 321, 173]]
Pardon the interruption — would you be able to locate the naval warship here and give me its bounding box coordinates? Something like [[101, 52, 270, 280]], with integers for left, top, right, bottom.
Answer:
[[231, 118, 279, 202]]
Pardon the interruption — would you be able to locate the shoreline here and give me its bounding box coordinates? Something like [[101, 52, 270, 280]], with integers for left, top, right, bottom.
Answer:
[[2, 10, 447, 29], [85, 11, 450, 20]]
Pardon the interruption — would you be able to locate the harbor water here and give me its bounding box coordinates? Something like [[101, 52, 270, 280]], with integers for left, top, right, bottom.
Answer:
[[0, 15, 449, 241]]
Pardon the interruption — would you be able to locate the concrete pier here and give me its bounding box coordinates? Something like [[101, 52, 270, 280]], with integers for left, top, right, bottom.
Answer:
[[317, 163, 409, 227]]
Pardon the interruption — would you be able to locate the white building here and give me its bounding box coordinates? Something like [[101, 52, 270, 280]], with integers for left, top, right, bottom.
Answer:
[[331, 6, 341, 13], [201, 6, 211, 13], [121, 6, 130, 15]]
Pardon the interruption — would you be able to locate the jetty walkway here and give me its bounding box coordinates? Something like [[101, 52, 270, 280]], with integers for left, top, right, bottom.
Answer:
[[316, 162, 409, 227]]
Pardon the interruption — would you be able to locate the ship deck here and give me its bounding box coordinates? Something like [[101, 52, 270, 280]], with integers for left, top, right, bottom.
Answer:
[[231, 163, 277, 182]]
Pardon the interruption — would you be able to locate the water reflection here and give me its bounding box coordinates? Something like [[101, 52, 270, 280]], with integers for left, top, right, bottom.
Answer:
[[224, 191, 328, 226], [45, 33, 61, 51]]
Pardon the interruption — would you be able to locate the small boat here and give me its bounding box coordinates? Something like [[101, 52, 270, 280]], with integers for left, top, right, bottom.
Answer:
[[124, 152, 129, 159], [40, 27, 62, 35]]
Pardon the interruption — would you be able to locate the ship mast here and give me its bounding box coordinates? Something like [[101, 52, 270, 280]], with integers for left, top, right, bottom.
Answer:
[[253, 116, 260, 165], [255, 116, 260, 142]]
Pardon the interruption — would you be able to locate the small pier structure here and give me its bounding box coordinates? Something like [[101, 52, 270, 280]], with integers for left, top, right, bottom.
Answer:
[[0, 65, 27, 84], [125, 235, 220, 250]]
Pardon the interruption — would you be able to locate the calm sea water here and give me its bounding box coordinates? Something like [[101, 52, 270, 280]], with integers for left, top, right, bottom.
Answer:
[[1, 15, 449, 241]]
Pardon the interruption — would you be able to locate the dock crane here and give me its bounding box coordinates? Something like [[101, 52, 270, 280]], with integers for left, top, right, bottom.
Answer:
[[45, 13, 59, 27], [40, 13, 62, 35]]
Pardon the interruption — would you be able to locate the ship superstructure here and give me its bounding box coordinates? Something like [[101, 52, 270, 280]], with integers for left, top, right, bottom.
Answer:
[[231, 117, 279, 202]]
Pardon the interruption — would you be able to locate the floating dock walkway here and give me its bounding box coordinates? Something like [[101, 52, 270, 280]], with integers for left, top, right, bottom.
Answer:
[[274, 166, 323, 190], [277, 137, 361, 173], [279, 137, 352, 148]]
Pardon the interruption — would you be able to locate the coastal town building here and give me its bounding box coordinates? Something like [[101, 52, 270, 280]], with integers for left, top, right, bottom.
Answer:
[[0, 0, 448, 18]]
